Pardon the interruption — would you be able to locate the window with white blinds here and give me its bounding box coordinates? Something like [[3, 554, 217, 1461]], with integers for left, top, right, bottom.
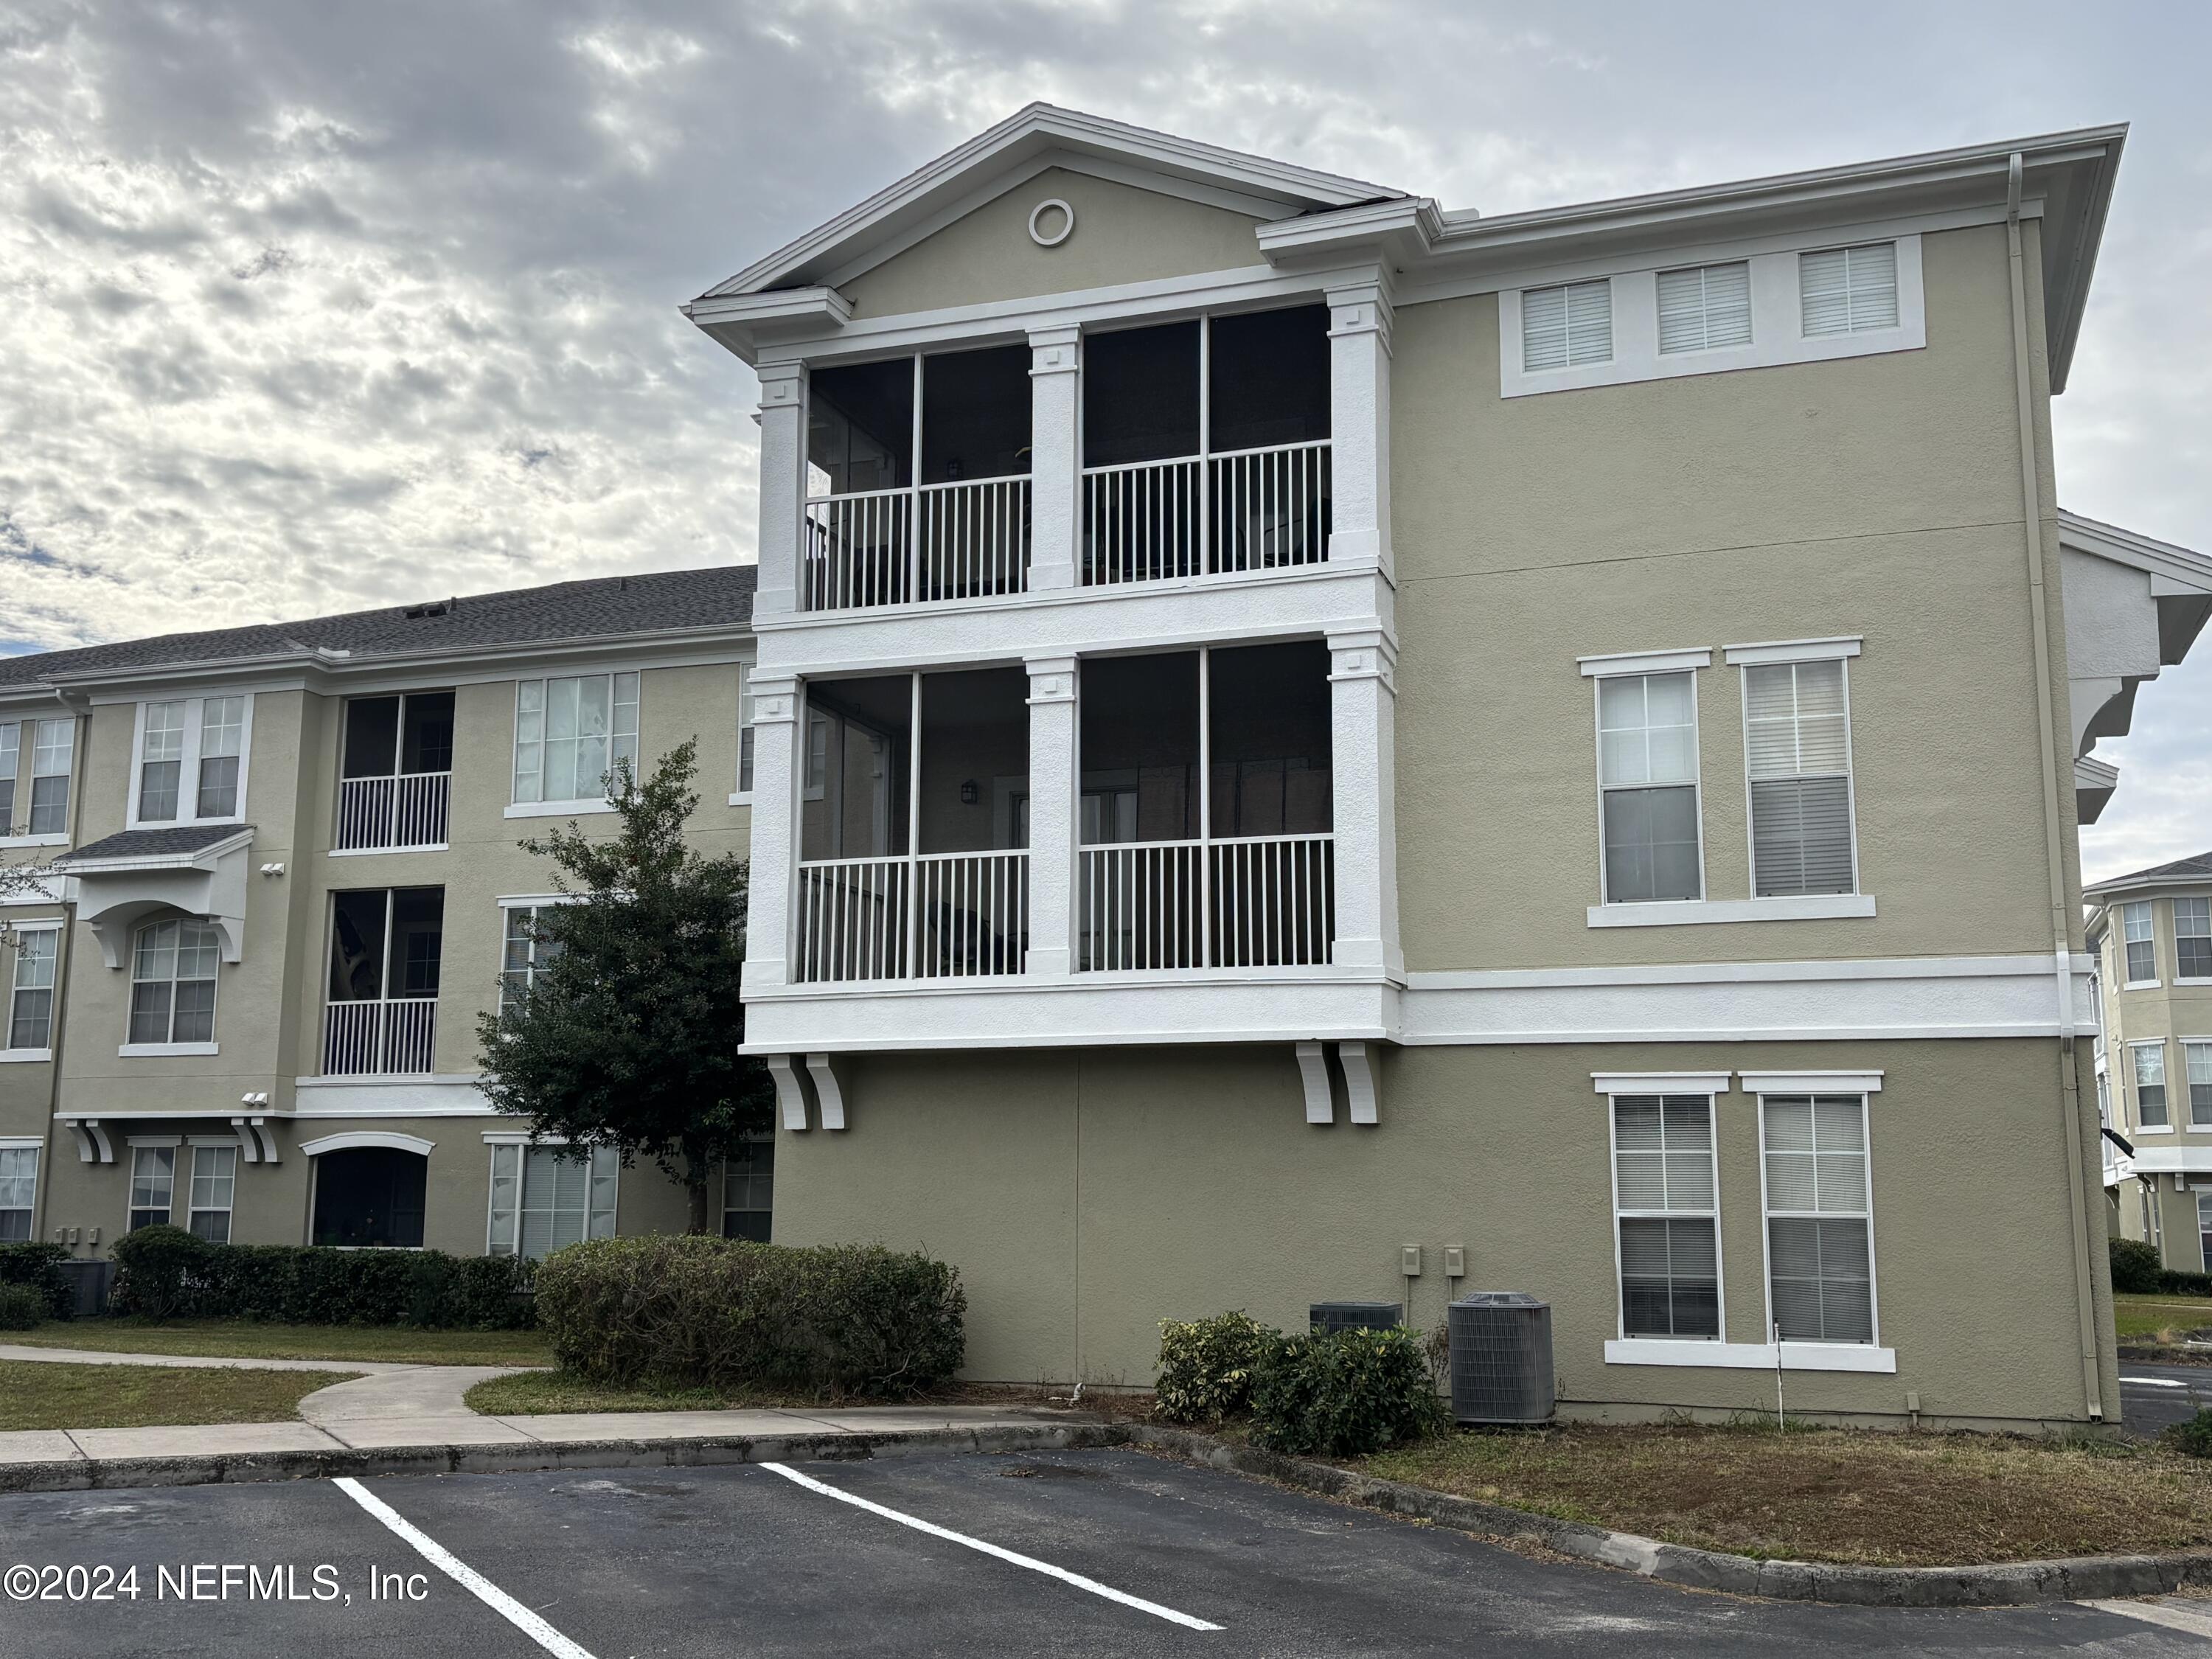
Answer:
[[2132, 1042, 2170, 1130], [2185, 1041, 2212, 1129], [1596, 671, 1701, 903], [1657, 262, 1752, 355], [2176, 896, 2211, 981], [2122, 901, 2156, 984], [1743, 658, 1855, 897], [1800, 243, 1899, 336], [1761, 1095, 1874, 1344], [1612, 1094, 1720, 1340], [1523, 279, 1613, 370]]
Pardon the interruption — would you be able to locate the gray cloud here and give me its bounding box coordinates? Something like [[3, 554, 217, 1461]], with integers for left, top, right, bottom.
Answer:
[[0, 0, 2204, 875]]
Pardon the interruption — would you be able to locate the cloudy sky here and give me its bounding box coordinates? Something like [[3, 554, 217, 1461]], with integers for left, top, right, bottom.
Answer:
[[0, 0, 2204, 880]]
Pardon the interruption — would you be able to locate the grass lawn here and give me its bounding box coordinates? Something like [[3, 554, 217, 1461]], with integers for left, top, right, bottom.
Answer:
[[0, 1359, 359, 1432], [2115, 1294, 2212, 1344], [10, 1319, 553, 1368], [1361, 1422, 2212, 1568]]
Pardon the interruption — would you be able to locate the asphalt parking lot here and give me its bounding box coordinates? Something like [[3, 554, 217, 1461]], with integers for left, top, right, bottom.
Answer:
[[1, 1446, 2207, 1657], [2121, 1361, 2212, 1438]]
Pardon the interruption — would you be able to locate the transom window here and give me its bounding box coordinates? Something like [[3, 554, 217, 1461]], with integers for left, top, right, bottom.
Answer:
[[0, 1147, 37, 1241], [2177, 897, 2211, 981], [7, 928, 57, 1051], [1800, 242, 1899, 335], [1612, 1094, 1720, 1339], [1596, 671, 1701, 904], [2131, 1042, 2169, 1130], [129, 919, 220, 1046], [487, 1143, 618, 1258], [129, 1145, 175, 1231], [188, 1144, 237, 1243], [1761, 1095, 1875, 1343], [1657, 261, 1752, 354], [1523, 278, 1613, 370], [1, 718, 74, 837], [514, 672, 639, 804], [2122, 902, 2156, 984], [133, 696, 248, 824], [1744, 658, 1855, 897]]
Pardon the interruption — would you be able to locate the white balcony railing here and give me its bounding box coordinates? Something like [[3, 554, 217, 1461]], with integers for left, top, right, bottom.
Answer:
[[323, 998, 438, 1076], [1078, 833, 1335, 971], [336, 772, 451, 852], [801, 477, 1030, 612], [1082, 439, 1331, 587], [796, 850, 1029, 983]]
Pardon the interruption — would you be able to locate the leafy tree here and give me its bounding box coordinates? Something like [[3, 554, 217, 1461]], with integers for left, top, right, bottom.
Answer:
[[476, 740, 772, 1232], [0, 859, 52, 955]]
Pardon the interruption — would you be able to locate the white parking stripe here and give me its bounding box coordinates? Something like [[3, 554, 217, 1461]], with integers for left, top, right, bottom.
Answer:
[[333, 1476, 601, 1659], [759, 1460, 1224, 1632], [2122, 1376, 2194, 1388], [2081, 1598, 2212, 1640]]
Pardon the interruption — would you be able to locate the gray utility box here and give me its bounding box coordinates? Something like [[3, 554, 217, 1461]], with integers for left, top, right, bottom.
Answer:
[[55, 1259, 114, 1319], [1447, 1292, 1554, 1425], [1310, 1301, 1402, 1335]]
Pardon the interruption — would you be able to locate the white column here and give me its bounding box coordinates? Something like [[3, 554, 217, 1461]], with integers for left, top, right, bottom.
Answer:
[[1024, 655, 1079, 976], [742, 673, 801, 992], [754, 362, 808, 619], [1027, 326, 1082, 591], [1326, 280, 1393, 583], [1328, 630, 1401, 978]]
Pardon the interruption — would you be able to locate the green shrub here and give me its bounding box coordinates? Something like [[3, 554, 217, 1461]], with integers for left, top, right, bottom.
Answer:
[[108, 1234, 535, 1329], [2168, 1408, 2212, 1458], [0, 1241, 74, 1318], [1248, 1326, 1447, 1458], [0, 1282, 50, 1331], [533, 1235, 965, 1399], [110, 1225, 211, 1319], [1155, 1311, 1273, 1423], [2160, 1267, 2212, 1298], [2109, 1237, 2165, 1295]]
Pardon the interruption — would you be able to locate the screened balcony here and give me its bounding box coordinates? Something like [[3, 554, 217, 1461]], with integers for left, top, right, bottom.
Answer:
[[1077, 642, 1335, 970], [335, 692, 454, 852], [324, 886, 443, 1075], [1082, 305, 1332, 586], [793, 668, 1030, 981], [803, 344, 1033, 610]]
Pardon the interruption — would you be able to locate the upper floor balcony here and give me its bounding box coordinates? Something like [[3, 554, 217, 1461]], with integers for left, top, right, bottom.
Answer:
[[335, 691, 453, 853], [793, 305, 1336, 616]]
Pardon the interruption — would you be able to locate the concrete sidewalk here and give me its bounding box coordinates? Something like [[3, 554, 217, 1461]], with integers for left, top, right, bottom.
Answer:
[[0, 1340, 1090, 1469]]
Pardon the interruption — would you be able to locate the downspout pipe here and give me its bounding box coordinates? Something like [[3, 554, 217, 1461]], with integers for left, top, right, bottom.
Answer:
[[2006, 153, 2104, 1422]]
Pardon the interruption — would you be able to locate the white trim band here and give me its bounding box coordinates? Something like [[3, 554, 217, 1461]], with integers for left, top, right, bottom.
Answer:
[[1588, 895, 1877, 928], [1723, 636, 1865, 666], [1592, 1071, 1732, 1096], [1739, 1069, 1885, 1095], [1604, 1338, 1897, 1374], [1577, 647, 1713, 679]]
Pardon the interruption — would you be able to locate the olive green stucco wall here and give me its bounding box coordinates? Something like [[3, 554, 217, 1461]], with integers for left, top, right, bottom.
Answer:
[[775, 1037, 2116, 1427]]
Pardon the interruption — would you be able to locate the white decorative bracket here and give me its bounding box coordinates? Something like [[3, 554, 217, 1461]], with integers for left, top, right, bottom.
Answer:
[[1296, 1040, 1334, 1124], [765, 1054, 809, 1131], [804, 1053, 847, 1130], [63, 1119, 114, 1164], [1338, 1042, 1379, 1125]]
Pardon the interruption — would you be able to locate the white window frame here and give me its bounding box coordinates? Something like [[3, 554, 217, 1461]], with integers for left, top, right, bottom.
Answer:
[[0, 1139, 40, 1242], [1798, 240, 1902, 338], [728, 659, 758, 806], [1, 716, 74, 845], [0, 720, 18, 840], [482, 1133, 619, 1257], [1655, 260, 1753, 357], [495, 895, 576, 1014], [1753, 1077, 1884, 1350], [126, 695, 254, 829], [3, 921, 60, 1061], [2121, 901, 2158, 988], [2184, 1039, 2212, 1132], [1585, 655, 1708, 910], [1518, 277, 1615, 372], [2175, 896, 2212, 986], [720, 1131, 775, 1241], [1501, 235, 1924, 398], [2129, 1040, 2171, 1133], [1605, 1082, 1727, 1343], [186, 1139, 237, 1243], [1733, 639, 1862, 904], [127, 1141, 178, 1231], [120, 917, 222, 1057], [507, 671, 641, 817]]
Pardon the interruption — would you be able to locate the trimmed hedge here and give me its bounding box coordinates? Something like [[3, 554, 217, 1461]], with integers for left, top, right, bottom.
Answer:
[[1155, 1311, 1272, 1424], [2107, 1237, 2212, 1300], [534, 1235, 964, 1399], [1248, 1326, 1446, 1458], [0, 1283, 49, 1331], [0, 1241, 72, 1319], [109, 1227, 535, 1329]]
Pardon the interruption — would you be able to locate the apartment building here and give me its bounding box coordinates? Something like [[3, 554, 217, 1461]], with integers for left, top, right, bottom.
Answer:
[[2090, 853, 2212, 1263], [680, 105, 2212, 1428], [0, 570, 769, 1259]]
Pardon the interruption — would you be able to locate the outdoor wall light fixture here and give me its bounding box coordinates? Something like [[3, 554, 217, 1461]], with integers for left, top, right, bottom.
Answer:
[[960, 780, 979, 805]]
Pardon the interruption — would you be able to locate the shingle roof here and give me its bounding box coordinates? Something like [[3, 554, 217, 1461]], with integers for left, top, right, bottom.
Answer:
[[2086, 850, 2212, 895], [0, 565, 757, 689], [58, 824, 252, 863]]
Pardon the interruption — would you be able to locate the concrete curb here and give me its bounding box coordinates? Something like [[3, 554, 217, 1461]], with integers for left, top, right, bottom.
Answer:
[[0, 1422, 1128, 1496], [1123, 1425, 2212, 1608]]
